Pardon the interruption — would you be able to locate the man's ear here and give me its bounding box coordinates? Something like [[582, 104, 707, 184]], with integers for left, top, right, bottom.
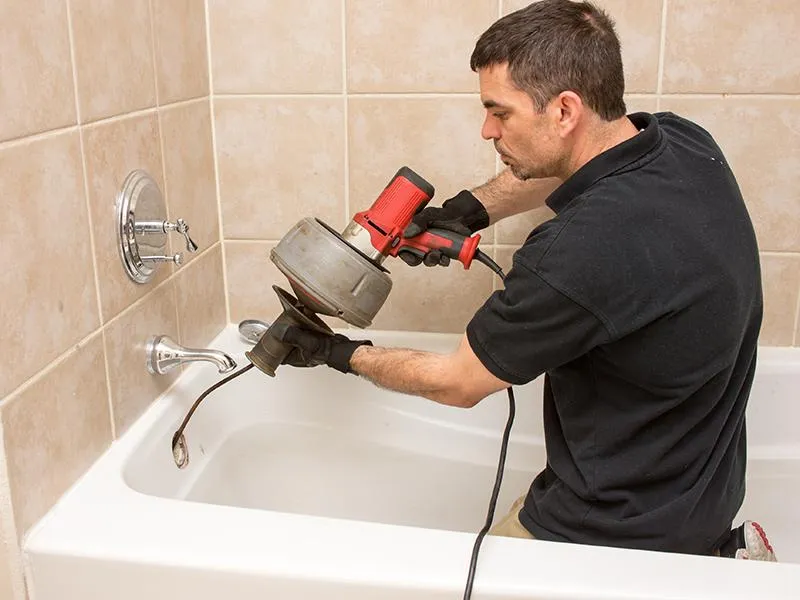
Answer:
[[551, 91, 583, 138]]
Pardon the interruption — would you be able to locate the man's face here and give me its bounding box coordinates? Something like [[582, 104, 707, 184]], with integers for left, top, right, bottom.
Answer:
[[478, 64, 564, 180]]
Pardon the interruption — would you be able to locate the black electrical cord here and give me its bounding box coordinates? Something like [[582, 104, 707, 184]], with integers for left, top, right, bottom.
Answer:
[[463, 386, 516, 599], [462, 253, 516, 600]]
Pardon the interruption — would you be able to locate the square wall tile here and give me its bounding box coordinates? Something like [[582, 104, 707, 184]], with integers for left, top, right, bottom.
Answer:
[[0, 131, 99, 398], [370, 258, 494, 333], [495, 204, 556, 245], [215, 98, 346, 239], [70, 0, 156, 121], [0, 0, 76, 141], [160, 99, 219, 266], [347, 0, 497, 93], [664, 0, 800, 93], [503, 0, 663, 93], [82, 112, 167, 322], [2, 333, 112, 535], [209, 0, 342, 94], [659, 98, 800, 253], [493, 246, 516, 290], [759, 254, 800, 347], [225, 242, 284, 324], [348, 97, 495, 214], [105, 282, 179, 436], [494, 246, 515, 275], [152, 0, 209, 103], [625, 95, 658, 115], [176, 245, 226, 349]]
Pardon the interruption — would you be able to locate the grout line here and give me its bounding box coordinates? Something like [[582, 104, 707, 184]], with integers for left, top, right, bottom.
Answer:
[[65, 0, 82, 125], [100, 329, 116, 439], [0, 124, 79, 150], [658, 93, 800, 99], [224, 239, 282, 244], [66, 0, 117, 442], [342, 0, 349, 224], [148, 0, 161, 107], [152, 94, 208, 113], [80, 105, 158, 129], [204, 0, 231, 324], [215, 92, 481, 99], [656, 0, 668, 110], [793, 278, 800, 346], [215, 93, 343, 99]]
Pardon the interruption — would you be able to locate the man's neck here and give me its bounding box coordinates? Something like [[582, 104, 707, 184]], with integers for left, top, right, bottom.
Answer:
[[561, 116, 639, 180]]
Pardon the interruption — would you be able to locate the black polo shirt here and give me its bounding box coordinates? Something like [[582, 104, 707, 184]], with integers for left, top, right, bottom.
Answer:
[[467, 112, 762, 555]]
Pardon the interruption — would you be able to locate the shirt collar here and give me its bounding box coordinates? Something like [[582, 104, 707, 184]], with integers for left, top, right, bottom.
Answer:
[[545, 112, 664, 214]]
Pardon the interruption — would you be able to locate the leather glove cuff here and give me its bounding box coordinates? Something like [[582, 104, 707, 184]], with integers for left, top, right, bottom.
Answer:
[[328, 337, 373, 374], [443, 190, 490, 234]]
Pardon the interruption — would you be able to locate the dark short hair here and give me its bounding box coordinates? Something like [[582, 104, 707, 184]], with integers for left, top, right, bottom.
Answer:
[[470, 0, 626, 120]]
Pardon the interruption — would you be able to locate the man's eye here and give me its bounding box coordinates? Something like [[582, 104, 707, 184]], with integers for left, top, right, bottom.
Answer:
[[493, 112, 509, 121]]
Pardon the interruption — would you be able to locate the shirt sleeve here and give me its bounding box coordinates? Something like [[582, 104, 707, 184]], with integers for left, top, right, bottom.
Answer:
[[466, 258, 612, 385]]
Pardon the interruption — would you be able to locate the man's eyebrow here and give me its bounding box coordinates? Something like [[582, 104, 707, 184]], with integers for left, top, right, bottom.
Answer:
[[482, 99, 510, 110]]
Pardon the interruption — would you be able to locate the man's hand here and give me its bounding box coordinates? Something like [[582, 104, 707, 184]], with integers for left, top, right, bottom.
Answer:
[[399, 190, 489, 267], [272, 322, 372, 374]]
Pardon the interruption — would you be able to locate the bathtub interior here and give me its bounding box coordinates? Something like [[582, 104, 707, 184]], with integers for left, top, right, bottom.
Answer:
[[122, 327, 800, 562]]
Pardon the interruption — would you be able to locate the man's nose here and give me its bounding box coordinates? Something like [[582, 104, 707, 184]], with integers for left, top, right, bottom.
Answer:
[[481, 116, 499, 141]]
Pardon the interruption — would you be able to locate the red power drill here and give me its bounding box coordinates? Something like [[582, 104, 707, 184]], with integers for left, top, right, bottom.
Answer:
[[342, 167, 490, 270]]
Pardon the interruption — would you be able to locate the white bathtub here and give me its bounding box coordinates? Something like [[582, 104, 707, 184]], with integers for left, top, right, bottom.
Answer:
[[24, 326, 800, 599]]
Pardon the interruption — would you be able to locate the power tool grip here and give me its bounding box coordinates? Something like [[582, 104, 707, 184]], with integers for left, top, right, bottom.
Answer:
[[391, 228, 481, 269]]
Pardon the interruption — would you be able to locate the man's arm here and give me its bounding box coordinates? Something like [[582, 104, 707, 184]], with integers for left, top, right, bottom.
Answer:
[[471, 169, 561, 224], [349, 334, 510, 408]]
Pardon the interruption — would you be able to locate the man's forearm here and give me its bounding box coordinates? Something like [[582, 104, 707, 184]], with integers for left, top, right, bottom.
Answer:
[[471, 169, 561, 224], [349, 345, 479, 408]]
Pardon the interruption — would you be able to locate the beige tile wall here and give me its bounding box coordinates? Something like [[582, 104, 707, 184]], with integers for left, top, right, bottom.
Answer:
[[211, 0, 800, 347], [0, 1, 219, 597]]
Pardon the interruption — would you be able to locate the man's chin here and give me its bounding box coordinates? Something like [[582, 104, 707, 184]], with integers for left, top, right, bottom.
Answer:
[[509, 164, 533, 180]]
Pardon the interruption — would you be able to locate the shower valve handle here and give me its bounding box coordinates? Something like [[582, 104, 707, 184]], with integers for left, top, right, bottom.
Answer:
[[141, 253, 183, 265], [136, 218, 198, 253], [169, 218, 199, 253]]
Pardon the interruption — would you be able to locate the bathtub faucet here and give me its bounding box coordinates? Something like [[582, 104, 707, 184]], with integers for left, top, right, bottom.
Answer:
[[146, 335, 237, 375]]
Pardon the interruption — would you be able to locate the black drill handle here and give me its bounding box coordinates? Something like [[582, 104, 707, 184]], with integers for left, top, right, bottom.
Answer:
[[391, 227, 481, 269]]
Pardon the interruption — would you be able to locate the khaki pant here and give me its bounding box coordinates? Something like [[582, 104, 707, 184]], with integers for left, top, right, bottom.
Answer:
[[488, 495, 535, 539]]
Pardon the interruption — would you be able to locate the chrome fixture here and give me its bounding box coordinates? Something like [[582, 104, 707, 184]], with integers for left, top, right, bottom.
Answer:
[[116, 170, 199, 284], [146, 335, 236, 375], [238, 319, 270, 344]]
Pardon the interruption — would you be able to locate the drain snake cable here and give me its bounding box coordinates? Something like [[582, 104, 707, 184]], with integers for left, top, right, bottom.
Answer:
[[170, 251, 515, 600]]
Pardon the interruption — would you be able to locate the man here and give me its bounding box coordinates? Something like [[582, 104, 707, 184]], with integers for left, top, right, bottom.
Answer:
[[274, 0, 776, 560]]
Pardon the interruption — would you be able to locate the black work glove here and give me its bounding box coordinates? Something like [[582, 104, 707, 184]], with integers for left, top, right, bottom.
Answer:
[[400, 190, 489, 267], [272, 322, 372, 374]]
